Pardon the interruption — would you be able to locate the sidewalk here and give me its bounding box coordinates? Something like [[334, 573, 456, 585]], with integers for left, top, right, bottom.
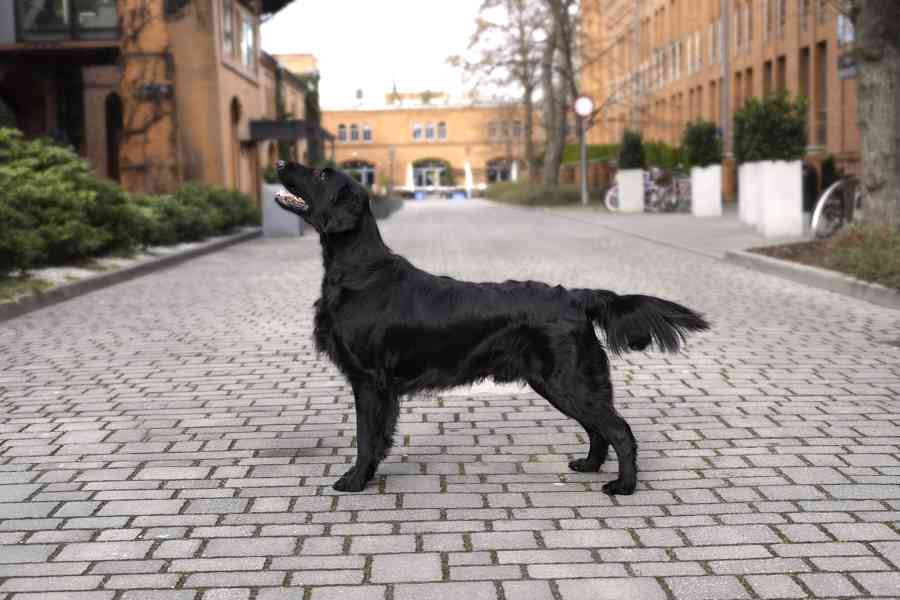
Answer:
[[549, 205, 805, 259]]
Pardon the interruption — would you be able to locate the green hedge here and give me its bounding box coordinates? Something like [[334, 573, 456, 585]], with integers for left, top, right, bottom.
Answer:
[[485, 181, 584, 206], [0, 128, 259, 275], [563, 140, 683, 170], [734, 92, 808, 163], [618, 130, 646, 169], [681, 120, 723, 168]]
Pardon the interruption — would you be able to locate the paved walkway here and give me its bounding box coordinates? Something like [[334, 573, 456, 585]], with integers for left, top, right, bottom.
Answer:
[[1, 199, 899, 600], [550, 205, 805, 259]]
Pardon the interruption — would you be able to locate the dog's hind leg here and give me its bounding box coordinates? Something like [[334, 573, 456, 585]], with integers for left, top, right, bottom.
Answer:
[[528, 379, 609, 473], [334, 382, 384, 492]]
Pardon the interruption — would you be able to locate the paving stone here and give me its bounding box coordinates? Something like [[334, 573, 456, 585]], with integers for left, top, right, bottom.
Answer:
[[394, 582, 496, 600], [370, 553, 442, 583], [556, 577, 666, 600], [852, 572, 900, 596], [745, 574, 807, 598], [798, 573, 862, 597], [55, 542, 153, 562], [665, 576, 751, 600], [307, 587, 386, 600], [202, 538, 296, 557]]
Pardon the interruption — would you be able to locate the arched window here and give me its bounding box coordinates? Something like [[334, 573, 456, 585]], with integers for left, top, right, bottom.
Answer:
[[425, 122, 435, 139], [338, 124, 347, 142], [342, 160, 376, 188], [413, 123, 422, 140], [362, 125, 372, 141], [437, 121, 447, 139], [487, 158, 511, 183], [350, 124, 359, 141]]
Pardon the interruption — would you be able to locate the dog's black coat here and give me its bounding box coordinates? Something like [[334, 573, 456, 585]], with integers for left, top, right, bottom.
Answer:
[[275, 162, 710, 495]]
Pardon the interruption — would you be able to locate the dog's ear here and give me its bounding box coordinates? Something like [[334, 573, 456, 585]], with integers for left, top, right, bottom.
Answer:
[[322, 183, 366, 234]]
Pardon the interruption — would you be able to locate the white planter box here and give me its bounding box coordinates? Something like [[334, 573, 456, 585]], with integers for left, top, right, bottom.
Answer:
[[616, 169, 644, 213], [757, 160, 803, 238], [738, 162, 759, 226], [690, 165, 722, 217], [262, 183, 304, 237]]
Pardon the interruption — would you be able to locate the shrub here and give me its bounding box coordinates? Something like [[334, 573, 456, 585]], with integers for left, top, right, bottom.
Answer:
[[681, 120, 723, 168], [618, 130, 646, 170], [485, 182, 582, 206], [562, 143, 619, 165], [734, 92, 808, 163], [0, 127, 260, 274], [262, 164, 279, 184]]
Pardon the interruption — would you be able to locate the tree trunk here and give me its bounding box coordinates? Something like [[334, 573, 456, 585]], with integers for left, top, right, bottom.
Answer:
[[541, 22, 565, 185], [523, 85, 537, 182], [855, 1, 900, 227]]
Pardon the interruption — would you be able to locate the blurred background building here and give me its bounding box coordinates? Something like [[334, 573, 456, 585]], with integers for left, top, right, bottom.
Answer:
[[581, 0, 860, 176], [0, 0, 325, 203]]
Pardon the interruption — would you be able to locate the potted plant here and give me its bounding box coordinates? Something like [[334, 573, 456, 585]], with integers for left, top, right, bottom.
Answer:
[[682, 120, 723, 217], [616, 129, 646, 212], [734, 93, 808, 237]]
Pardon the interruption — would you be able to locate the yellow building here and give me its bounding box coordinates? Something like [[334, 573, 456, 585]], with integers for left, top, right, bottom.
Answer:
[[322, 92, 536, 195], [581, 0, 860, 171], [0, 0, 316, 201]]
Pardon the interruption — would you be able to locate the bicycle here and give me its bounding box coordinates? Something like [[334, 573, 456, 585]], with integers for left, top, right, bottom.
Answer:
[[606, 168, 691, 213], [810, 177, 864, 239]]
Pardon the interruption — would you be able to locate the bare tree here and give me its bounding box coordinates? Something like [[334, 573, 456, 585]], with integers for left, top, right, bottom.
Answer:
[[450, 0, 545, 181]]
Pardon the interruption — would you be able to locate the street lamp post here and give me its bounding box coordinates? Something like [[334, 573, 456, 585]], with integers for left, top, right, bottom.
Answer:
[[574, 95, 594, 206]]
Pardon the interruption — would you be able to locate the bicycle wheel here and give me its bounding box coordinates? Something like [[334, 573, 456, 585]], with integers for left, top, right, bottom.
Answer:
[[811, 179, 854, 239], [604, 185, 619, 211]]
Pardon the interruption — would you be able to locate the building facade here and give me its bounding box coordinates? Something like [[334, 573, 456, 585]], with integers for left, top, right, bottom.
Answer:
[[322, 93, 536, 195], [581, 0, 860, 170], [0, 0, 311, 201]]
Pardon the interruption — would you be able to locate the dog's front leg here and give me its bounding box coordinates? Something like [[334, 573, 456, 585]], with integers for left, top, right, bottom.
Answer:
[[333, 382, 382, 492]]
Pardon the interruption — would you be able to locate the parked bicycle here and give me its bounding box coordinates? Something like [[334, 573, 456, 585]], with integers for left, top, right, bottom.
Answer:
[[605, 167, 691, 213], [810, 176, 864, 238]]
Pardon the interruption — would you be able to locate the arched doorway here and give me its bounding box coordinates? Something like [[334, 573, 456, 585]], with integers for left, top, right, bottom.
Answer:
[[341, 159, 376, 188], [105, 93, 123, 181], [413, 158, 454, 188], [230, 97, 242, 189], [486, 158, 514, 183]]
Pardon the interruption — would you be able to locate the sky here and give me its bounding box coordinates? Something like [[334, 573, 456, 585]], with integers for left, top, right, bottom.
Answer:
[[261, 0, 485, 109]]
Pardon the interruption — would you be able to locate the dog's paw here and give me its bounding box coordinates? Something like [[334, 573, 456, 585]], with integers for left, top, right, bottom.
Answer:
[[568, 458, 603, 472], [332, 468, 368, 493], [601, 478, 636, 496]]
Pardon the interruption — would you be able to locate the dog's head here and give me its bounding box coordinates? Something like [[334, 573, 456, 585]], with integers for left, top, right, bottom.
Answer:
[[275, 161, 369, 234]]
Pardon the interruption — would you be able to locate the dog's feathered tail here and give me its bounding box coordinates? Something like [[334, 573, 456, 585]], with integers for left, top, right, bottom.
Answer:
[[572, 289, 710, 355]]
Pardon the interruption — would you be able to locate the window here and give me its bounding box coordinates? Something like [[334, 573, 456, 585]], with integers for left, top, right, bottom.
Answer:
[[362, 125, 372, 142], [437, 122, 447, 139], [413, 123, 422, 140], [776, 0, 786, 38], [837, 14, 855, 46], [815, 41, 828, 144], [800, 0, 811, 31], [488, 122, 497, 138], [513, 121, 522, 138], [241, 14, 255, 70], [338, 124, 347, 142], [350, 124, 359, 141], [816, 0, 826, 22], [16, 0, 119, 41], [776, 55, 786, 91], [222, 1, 234, 56], [487, 159, 511, 183], [501, 121, 510, 138], [425, 122, 435, 139], [764, 61, 773, 95]]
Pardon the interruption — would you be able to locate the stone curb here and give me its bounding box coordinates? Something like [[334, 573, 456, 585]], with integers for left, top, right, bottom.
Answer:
[[725, 249, 900, 311], [0, 228, 262, 323]]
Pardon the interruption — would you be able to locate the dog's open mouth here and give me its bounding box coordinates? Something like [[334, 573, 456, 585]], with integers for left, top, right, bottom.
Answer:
[[275, 189, 307, 212]]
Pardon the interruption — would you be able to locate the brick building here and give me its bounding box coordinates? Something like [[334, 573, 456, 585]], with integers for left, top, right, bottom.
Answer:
[[0, 0, 317, 202], [322, 91, 537, 195], [581, 0, 860, 173]]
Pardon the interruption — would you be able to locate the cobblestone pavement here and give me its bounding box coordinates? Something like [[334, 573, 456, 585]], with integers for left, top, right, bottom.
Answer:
[[2, 199, 900, 600]]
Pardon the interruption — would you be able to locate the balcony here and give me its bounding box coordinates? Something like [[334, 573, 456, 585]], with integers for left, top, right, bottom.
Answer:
[[15, 0, 118, 42]]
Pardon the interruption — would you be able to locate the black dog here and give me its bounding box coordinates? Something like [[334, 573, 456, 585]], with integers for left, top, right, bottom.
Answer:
[[274, 161, 709, 495]]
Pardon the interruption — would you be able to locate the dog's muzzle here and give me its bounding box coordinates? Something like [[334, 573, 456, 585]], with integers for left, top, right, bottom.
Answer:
[[274, 189, 307, 212]]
